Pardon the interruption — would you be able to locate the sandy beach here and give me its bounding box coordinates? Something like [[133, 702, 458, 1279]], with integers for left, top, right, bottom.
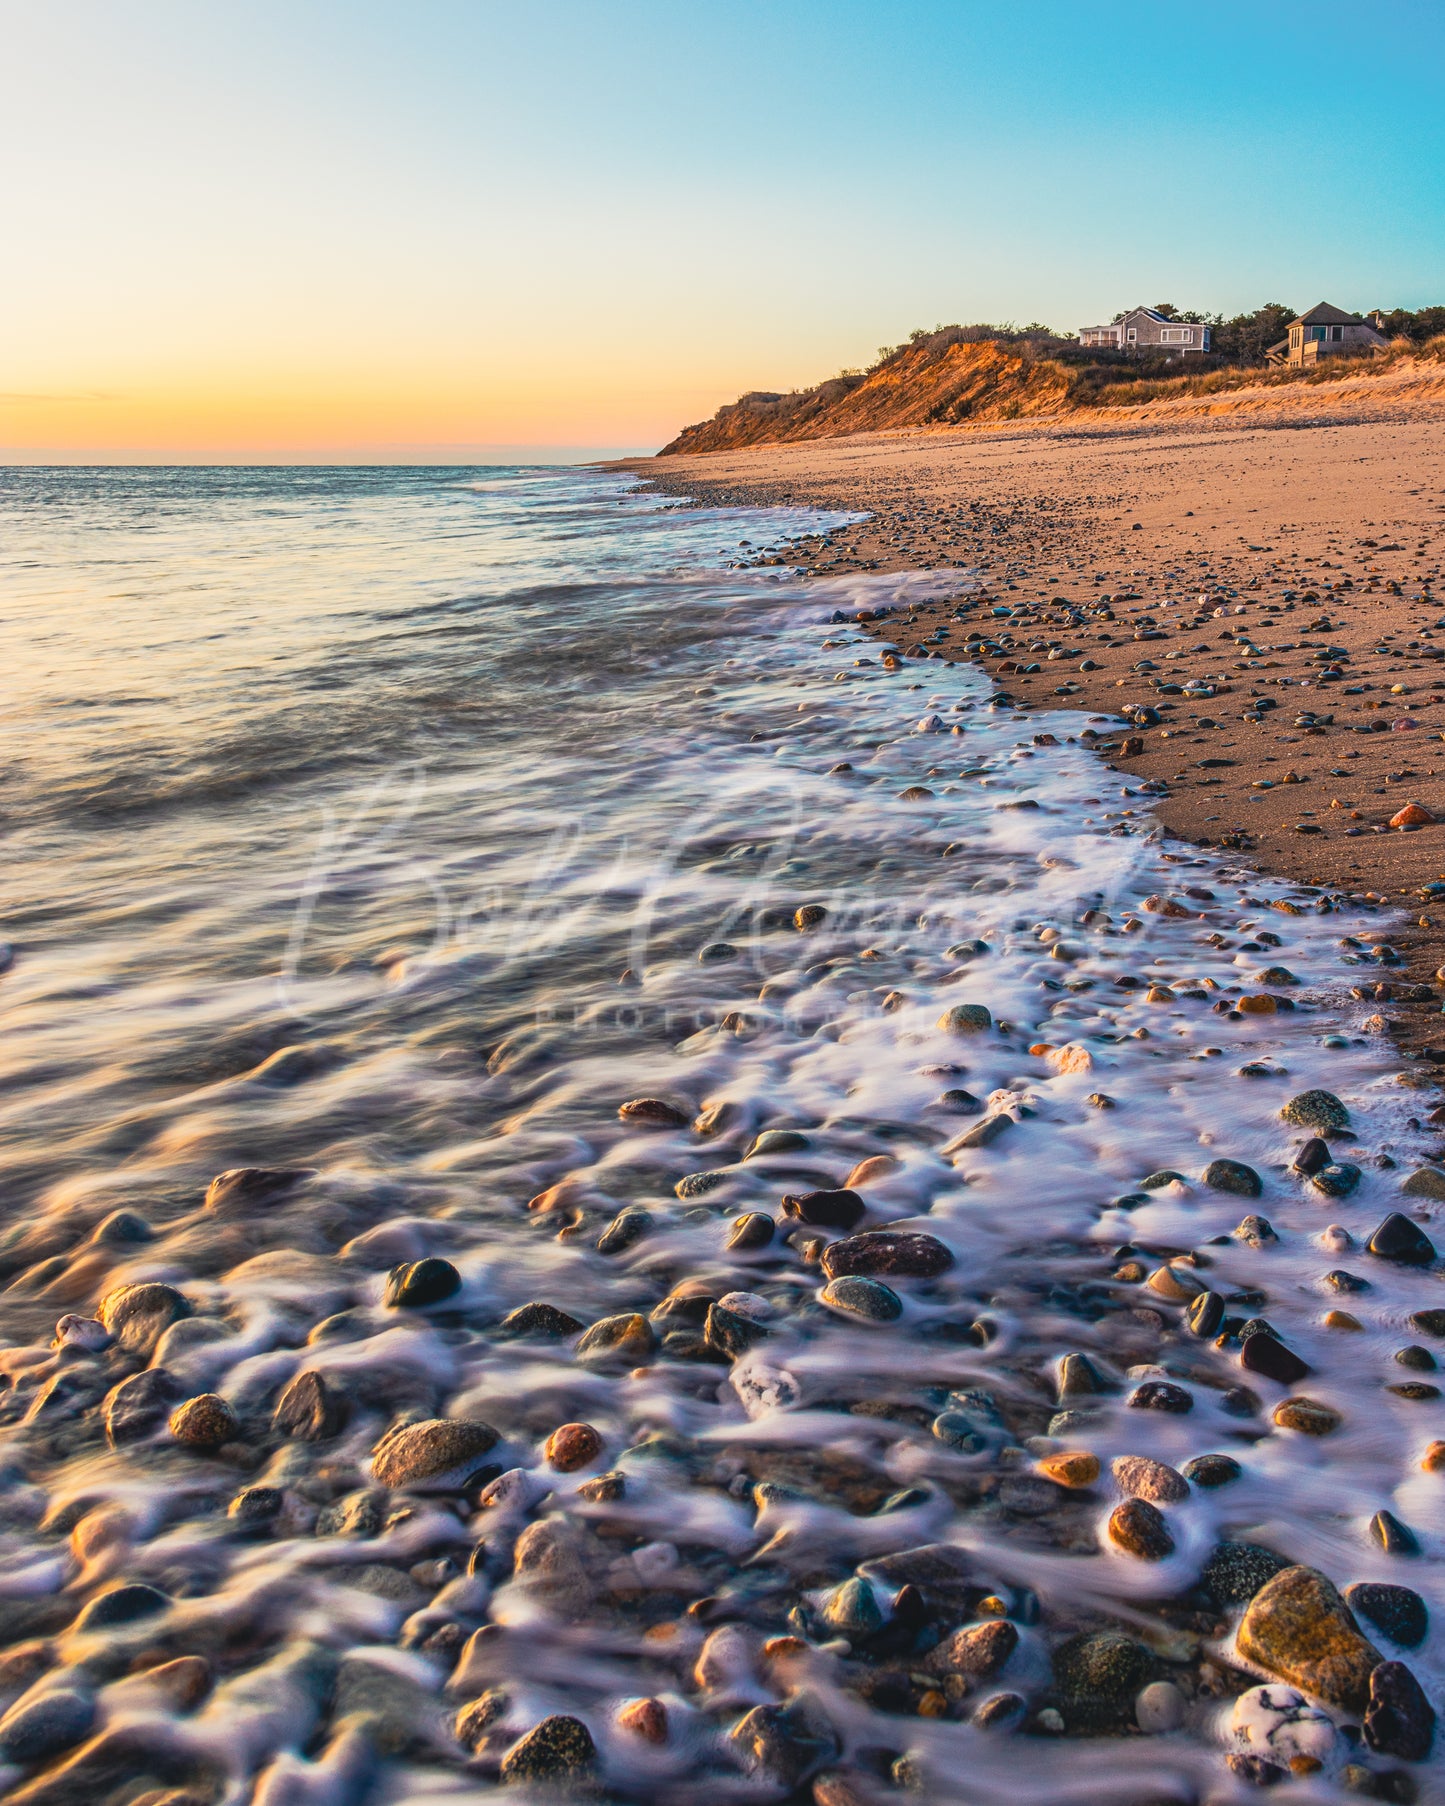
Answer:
[[627, 363, 1445, 1059]]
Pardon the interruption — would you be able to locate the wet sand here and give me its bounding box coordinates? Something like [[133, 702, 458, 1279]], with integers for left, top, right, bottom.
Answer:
[[623, 389, 1445, 1058]]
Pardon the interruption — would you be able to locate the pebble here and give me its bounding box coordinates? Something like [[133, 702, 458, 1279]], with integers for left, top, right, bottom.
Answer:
[[937, 1003, 992, 1034], [1236, 1565, 1382, 1711], [820, 1577, 885, 1638], [1363, 1659, 1435, 1760], [499, 1714, 597, 1783], [500, 1301, 584, 1337], [1234, 1213, 1277, 1248], [726, 1212, 775, 1250], [1182, 1453, 1242, 1488], [0, 1688, 95, 1764], [1134, 1679, 1185, 1734], [618, 1097, 690, 1127], [370, 1418, 499, 1488], [1273, 1396, 1341, 1434], [1366, 1212, 1437, 1265], [204, 1165, 313, 1214], [1232, 1684, 1336, 1770], [104, 1368, 182, 1447], [747, 1128, 809, 1157], [1207, 1159, 1263, 1198], [1344, 1583, 1428, 1649], [819, 1275, 903, 1323], [545, 1423, 604, 1472], [1127, 1380, 1193, 1414], [1038, 1450, 1099, 1488], [596, 1207, 652, 1255], [1281, 1090, 1350, 1132], [1051, 1630, 1156, 1730], [1313, 1161, 1362, 1197], [1056, 1351, 1110, 1399], [781, 1187, 865, 1230], [383, 1257, 462, 1308], [97, 1281, 192, 1358], [576, 1312, 657, 1363], [1187, 1291, 1224, 1337], [1241, 1330, 1311, 1385], [929, 1619, 1018, 1679], [168, 1393, 239, 1449], [273, 1368, 348, 1441], [616, 1696, 668, 1743], [1112, 1455, 1188, 1504], [1368, 1508, 1419, 1556], [72, 1581, 170, 1631], [1108, 1497, 1174, 1559], [1202, 1542, 1289, 1607], [819, 1230, 953, 1280]]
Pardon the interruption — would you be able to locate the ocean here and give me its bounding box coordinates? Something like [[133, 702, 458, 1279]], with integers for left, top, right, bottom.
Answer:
[[0, 465, 1437, 1801]]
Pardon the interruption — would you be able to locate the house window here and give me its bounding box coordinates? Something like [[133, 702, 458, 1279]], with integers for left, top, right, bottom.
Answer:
[[1311, 326, 1327, 341], [1127, 327, 1137, 341], [1329, 325, 1343, 341]]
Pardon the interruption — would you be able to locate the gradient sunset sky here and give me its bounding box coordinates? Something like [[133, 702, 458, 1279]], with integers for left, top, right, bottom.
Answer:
[[4, 0, 1443, 461]]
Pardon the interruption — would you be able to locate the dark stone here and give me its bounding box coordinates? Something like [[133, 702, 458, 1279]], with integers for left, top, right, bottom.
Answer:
[[499, 1301, 584, 1338], [704, 1303, 768, 1359], [1370, 1510, 1420, 1556], [204, 1165, 315, 1213], [973, 1691, 1027, 1731], [725, 1212, 775, 1251], [169, 1393, 239, 1448], [0, 1688, 95, 1764], [229, 1486, 284, 1526], [1345, 1584, 1428, 1650], [91, 1209, 154, 1246], [1364, 1661, 1435, 1761], [72, 1582, 171, 1631], [499, 1714, 598, 1783], [1314, 1162, 1362, 1198], [729, 1703, 834, 1788], [1324, 1269, 1370, 1294], [781, 1188, 866, 1231], [273, 1369, 348, 1440], [1057, 1351, 1110, 1399], [595, 1207, 653, 1256], [1051, 1630, 1156, 1730], [1226, 1753, 1285, 1787], [384, 1257, 462, 1308], [1241, 1331, 1310, 1385], [102, 1368, 183, 1448], [819, 1231, 953, 1281], [618, 1097, 690, 1127], [1187, 1291, 1224, 1337], [1408, 1307, 1445, 1337], [575, 1312, 657, 1363], [1127, 1380, 1193, 1413], [1181, 1452, 1242, 1488], [1367, 1213, 1437, 1266], [1201, 1541, 1289, 1608], [1206, 1158, 1263, 1197], [1394, 1344, 1436, 1370], [1293, 1137, 1331, 1176]]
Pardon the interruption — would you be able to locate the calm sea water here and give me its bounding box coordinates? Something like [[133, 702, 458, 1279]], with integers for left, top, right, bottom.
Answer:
[[0, 467, 1437, 1802]]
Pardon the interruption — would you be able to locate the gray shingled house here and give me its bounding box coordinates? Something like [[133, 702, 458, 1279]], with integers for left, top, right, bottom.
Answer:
[[1077, 306, 1211, 354], [1266, 303, 1389, 367]]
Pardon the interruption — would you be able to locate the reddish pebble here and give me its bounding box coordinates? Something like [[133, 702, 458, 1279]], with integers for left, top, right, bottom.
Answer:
[[616, 1696, 668, 1743], [545, 1422, 604, 1472]]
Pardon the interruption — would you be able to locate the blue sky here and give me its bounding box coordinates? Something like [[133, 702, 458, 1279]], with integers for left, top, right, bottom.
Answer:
[[2, 0, 1442, 456]]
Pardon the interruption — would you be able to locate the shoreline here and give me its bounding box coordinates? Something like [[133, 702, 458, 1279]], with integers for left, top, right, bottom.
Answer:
[[618, 397, 1445, 1065]]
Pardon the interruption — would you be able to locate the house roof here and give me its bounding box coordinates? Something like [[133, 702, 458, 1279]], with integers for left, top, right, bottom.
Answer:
[[1293, 302, 1366, 327]]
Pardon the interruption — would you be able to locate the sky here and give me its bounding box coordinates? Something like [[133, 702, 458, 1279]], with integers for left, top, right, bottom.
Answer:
[[3, 0, 1443, 462]]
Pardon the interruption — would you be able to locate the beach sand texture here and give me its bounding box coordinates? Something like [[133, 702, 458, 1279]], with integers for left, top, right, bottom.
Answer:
[[631, 361, 1445, 1056]]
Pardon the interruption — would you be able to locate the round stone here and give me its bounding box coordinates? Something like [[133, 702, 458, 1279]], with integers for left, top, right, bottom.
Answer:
[[1128, 1380, 1193, 1414], [1281, 1090, 1349, 1132], [937, 1003, 992, 1035], [499, 1714, 597, 1784], [1204, 1158, 1263, 1198], [1202, 1541, 1289, 1607], [0, 1689, 95, 1765], [1108, 1498, 1174, 1559], [1181, 1453, 1242, 1489], [1344, 1582, 1427, 1649], [1112, 1454, 1188, 1504], [383, 1257, 462, 1309], [726, 1212, 775, 1250], [1237, 1566, 1382, 1712], [1052, 1630, 1156, 1730], [545, 1423, 604, 1472], [819, 1275, 903, 1323], [1135, 1680, 1186, 1733], [1273, 1396, 1341, 1435], [169, 1393, 239, 1448], [819, 1231, 953, 1280], [371, 1418, 500, 1488]]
